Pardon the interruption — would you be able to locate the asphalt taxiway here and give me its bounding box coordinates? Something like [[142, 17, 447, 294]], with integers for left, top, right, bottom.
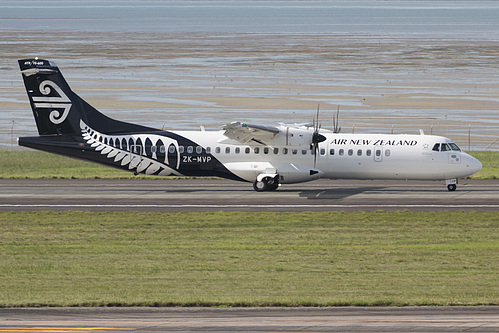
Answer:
[[0, 178, 498, 212], [1, 307, 498, 332]]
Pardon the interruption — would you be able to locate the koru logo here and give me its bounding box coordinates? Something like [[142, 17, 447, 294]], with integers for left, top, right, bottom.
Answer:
[[32, 80, 72, 124]]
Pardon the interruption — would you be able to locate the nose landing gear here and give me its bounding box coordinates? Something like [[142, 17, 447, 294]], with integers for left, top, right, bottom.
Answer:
[[446, 179, 457, 191]]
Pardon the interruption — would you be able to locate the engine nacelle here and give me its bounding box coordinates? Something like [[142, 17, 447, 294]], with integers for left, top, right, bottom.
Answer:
[[221, 122, 327, 149], [271, 125, 316, 149]]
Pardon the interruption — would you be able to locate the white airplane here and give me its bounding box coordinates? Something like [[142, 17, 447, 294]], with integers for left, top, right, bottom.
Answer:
[[18, 58, 482, 191]]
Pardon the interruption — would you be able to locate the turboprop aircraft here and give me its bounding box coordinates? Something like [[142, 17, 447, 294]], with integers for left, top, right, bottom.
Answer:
[[17, 58, 482, 191]]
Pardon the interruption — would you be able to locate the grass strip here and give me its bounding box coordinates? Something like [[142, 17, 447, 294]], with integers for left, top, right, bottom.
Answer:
[[467, 151, 499, 179], [0, 211, 497, 307], [0, 150, 498, 179]]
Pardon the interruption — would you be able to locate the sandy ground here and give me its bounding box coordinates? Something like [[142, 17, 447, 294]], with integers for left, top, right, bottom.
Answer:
[[1, 31, 498, 150]]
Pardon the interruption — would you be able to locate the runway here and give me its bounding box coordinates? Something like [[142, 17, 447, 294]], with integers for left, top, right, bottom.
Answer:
[[0, 178, 498, 212], [0, 307, 498, 332]]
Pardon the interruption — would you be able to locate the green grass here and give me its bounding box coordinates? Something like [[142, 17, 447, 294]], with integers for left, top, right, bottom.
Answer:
[[0, 151, 159, 179], [467, 151, 499, 179], [1, 150, 499, 179], [0, 211, 497, 307]]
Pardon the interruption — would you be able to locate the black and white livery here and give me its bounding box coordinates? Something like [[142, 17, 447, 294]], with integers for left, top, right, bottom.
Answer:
[[18, 59, 482, 191]]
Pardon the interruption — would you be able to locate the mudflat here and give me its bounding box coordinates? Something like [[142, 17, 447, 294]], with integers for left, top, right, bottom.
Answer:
[[1, 31, 498, 150]]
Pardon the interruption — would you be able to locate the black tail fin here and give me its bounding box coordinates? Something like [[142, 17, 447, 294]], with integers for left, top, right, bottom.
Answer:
[[18, 58, 153, 136], [19, 59, 81, 136]]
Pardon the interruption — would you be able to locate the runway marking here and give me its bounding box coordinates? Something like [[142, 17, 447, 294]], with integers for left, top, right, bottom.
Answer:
[[0, 328, 132, 333], [1, 204, 499, 209]]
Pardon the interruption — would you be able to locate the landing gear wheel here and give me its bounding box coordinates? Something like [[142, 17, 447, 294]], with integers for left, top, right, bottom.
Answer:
[[253, 176, 279, 192], [268, 183, 279, 191], [447, 184, 457, 191], [253, 178, 269, 192]]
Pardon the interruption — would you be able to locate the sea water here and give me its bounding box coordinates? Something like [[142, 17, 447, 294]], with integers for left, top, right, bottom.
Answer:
[[1, 1, 499, 37], [0, 0, 499, 38]]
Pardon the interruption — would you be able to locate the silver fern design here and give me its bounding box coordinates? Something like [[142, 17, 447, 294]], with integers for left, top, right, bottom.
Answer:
[[80, 120, 182, 176]]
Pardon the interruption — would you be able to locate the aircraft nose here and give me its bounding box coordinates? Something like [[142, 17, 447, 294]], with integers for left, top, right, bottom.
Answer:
[[466, 154, 482, 175]]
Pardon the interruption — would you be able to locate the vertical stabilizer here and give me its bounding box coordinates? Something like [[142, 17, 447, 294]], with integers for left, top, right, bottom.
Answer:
[[19, 59, 81, 135], [18, 58, 154, 136]]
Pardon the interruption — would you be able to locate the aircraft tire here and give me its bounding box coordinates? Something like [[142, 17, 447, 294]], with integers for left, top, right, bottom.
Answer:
[[447, 184, 457, 191], [253, 179, 269, 192], [268, 183, 279, 191]]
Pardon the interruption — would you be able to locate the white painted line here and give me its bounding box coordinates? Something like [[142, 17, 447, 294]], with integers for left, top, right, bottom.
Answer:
[[1, 204, 499, 209]]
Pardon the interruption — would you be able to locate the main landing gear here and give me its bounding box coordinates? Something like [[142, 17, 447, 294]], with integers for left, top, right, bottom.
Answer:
[[253, 176, 279, 192]]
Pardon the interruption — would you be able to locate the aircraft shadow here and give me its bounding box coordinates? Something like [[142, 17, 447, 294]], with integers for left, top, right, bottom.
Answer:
[[297, 187, 384, 200]]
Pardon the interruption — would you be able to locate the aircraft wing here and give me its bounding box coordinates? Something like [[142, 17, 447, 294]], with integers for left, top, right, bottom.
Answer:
[[222, 121, 280, 145]]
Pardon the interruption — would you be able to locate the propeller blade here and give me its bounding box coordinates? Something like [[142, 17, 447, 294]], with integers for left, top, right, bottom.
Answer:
[[313, 105, 322, 168], [333, 105, 341, 133], [314, 147, 318, 168]]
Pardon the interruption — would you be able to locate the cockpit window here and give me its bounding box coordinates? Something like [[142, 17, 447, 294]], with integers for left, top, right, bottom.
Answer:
[[449, 142, 461, 151], [433, 142, 461, 152], [441, 143, 451, 151]]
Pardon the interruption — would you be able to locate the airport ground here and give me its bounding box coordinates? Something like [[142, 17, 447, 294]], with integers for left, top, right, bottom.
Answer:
[[1, 31, 498, 332], [1, 307, 499, 333], [1, 178, 498, 212]]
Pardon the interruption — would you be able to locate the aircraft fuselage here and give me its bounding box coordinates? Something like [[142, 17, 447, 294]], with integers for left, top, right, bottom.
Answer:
[[17, 58, 482, 192]]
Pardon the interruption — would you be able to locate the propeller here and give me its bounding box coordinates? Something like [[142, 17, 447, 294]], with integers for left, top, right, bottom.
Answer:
[[312, 105, 326, 167], [332, 105, 341, 133]]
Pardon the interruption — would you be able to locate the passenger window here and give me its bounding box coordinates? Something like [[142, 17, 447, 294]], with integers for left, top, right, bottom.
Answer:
[[254, 147, 259, 154], [339, 149, 344, 156], [320, 148, 326, 156], [274, 148, 279, 154], [357, 149, 362, 156], [179, 146, 184, 153], [302, 150, 307, 155], [283, 148, 288, 155], [385, 149, 391, 157], [376, 149, 381, 157], [235, 147, 240, 154], [196, 146, 203, 154], [292, 149, 298, 155], [215, 147, 221, 154], [366, 149, 371, 156], [264, 147, 269, 154], [432, 143, 440, 152], [187, 146, 193, 154], [225, 147, 230, 154], [245, 147, 250, 154], [161, 146, 167, 154], [348, 149, 353, 156], [330, 149, 335, 155], [206, 147, 211, 154]]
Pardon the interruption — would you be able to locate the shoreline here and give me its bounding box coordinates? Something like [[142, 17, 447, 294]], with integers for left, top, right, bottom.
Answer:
[[1, 31, 498, 151]]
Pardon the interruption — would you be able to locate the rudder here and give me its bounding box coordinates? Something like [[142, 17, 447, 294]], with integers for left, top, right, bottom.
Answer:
[[18, 58, 84, 136]]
